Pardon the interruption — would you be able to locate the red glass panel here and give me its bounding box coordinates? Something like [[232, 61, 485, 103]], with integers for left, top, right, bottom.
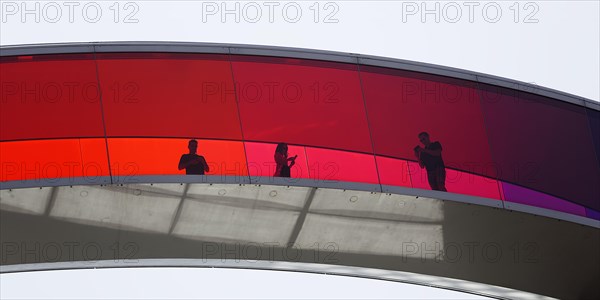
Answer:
[[96, 53, 242, 140], [245, 142, 309, 178], [360, 66, 495, 178], [1, 57, 104, 141], [0, 138, 109, 181], [305, 147, 378, 184], [107, 138, 247, 177], [231, 56, 372, 153], [375, 156, 412, 188]]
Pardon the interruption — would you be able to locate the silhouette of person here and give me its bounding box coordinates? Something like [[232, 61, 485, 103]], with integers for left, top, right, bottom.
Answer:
[[178, 139, 210, 175], [414, 132, 447, 191], [274, 143, 297, 177]]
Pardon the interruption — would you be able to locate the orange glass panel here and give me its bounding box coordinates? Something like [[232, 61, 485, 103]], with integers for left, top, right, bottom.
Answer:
[[408, 162, 501, 200], [376, 156, 412, 188], [305, 147, 379, 184], [107, 138, 247, 177], [0, 138, 109, 181], [245, 142, 309, 178], [79, 139, 111, 179], [201, 139, 248, 176]]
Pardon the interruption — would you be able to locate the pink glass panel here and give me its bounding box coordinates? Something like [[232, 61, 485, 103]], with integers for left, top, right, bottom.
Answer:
[[305, 147, 378, 184], [376, 156, 412, 188], [408, 162, 501, 199]]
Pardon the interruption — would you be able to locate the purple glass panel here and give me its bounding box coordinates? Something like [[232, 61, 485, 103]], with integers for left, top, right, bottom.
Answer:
[[501, 182, 586, 216], [480, 84, 600, 210], [586, 108, 600, 169], [585, 208, 600, 221]]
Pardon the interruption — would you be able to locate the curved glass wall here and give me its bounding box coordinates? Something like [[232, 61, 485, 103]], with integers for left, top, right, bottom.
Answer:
[[1, 51, 599, 220]]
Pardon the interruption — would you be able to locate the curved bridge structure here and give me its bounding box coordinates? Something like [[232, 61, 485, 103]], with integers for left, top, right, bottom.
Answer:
[[1, 42, 599, 299]]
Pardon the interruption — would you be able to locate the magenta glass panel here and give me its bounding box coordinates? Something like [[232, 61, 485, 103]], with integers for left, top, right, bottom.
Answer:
[[408, 162, 501, 199], [305, 147, 378, 184], [245, 142, 309, 179], [96, 53, 242, 140], [1, 55, 105, 141], [501, 182, 587, 217], [376, 156, 412, 188], [231, 56, 372, 153], [446, 170, 501, 200], [360, 66, 495, 178], [480, 84, 600, 210]]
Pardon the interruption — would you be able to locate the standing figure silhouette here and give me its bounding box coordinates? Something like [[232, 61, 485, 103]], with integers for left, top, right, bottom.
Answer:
[[274, 143, 297, 177], [414, 132, 447, 191], [178, 139, 210, 175]]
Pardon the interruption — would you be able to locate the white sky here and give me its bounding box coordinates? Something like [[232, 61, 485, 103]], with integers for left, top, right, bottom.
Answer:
[[0, 268, 493, 299], [0, 0, 599, 101], [0, 1, 597, 299]]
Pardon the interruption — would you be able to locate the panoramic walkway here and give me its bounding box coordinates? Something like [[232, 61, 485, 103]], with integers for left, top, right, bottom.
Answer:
[[1, 42, 599, 299]]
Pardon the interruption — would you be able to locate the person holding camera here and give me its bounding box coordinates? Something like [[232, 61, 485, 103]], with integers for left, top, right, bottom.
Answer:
[[178, 139, 210, 175], [274, 143, 297, 177], [414, 132, 447, 191]]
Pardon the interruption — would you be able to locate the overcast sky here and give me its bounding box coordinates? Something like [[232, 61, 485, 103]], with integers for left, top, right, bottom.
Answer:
[[1, 0, 599, 101], [1, 268, 494, 299], [0, 1, 597, 299]]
